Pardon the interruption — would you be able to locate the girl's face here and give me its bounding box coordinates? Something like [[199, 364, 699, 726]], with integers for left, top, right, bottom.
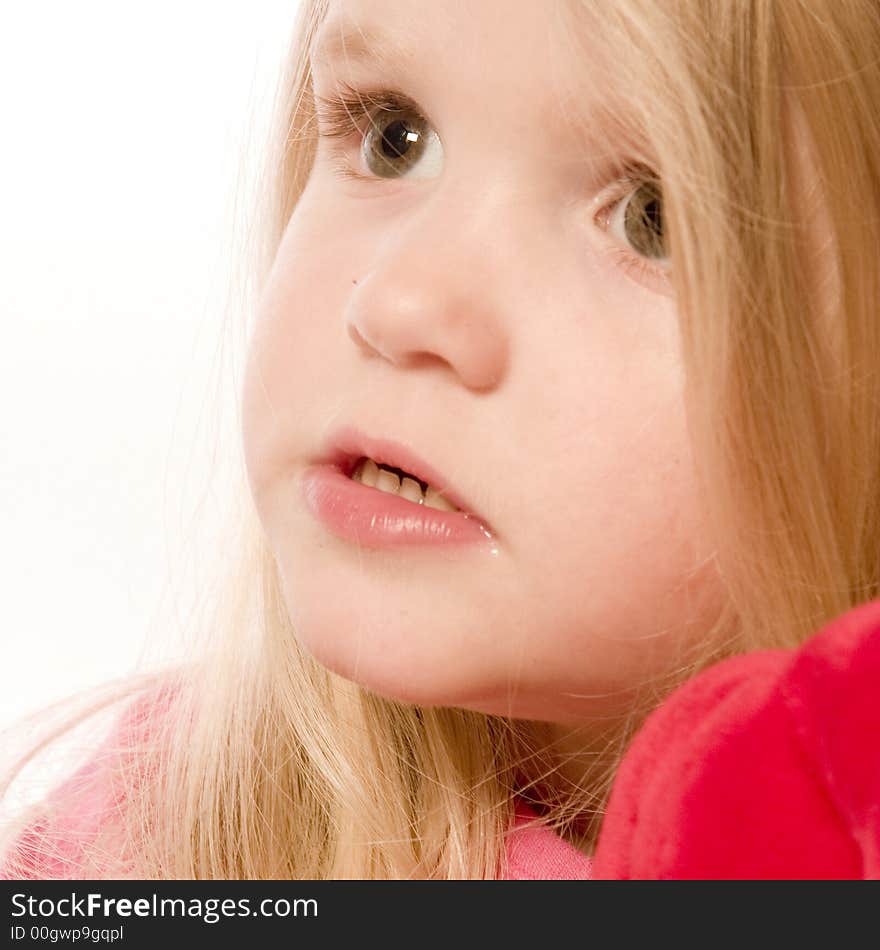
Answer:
[[242, 0, 725, 725]]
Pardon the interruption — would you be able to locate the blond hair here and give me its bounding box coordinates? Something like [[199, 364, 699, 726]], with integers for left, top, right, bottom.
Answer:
[[2, 0, 879, 878]]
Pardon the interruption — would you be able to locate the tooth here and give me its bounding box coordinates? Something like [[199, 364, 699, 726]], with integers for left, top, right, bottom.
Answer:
[[351, 456, 460, 512], [351, 458, 366, 482], [358, 458, 380, 488], [398, 476, 425, 504], [375, 468, 401, 494], [424, 485, 457, 512]]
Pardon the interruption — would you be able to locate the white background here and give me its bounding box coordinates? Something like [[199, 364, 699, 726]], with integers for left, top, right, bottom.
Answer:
[[0, 2, 301, 737]]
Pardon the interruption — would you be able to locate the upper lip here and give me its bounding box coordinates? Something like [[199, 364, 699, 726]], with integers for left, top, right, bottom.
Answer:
[[316, 423, 481, 519]]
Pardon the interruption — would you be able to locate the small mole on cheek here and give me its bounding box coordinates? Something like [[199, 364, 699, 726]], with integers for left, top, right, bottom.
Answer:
[[352, 278, 358, 285]]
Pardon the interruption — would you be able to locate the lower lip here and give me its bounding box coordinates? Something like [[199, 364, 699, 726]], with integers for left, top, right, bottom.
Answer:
[[301, 464, 496, 549]]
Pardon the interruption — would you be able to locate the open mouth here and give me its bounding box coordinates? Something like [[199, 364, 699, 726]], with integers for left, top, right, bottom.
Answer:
[[304, 426, 496, 549], [348, 456, 460, 512]]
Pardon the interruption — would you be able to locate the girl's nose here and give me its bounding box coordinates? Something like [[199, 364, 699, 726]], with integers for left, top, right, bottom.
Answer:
[[342, 198, 512, 393]]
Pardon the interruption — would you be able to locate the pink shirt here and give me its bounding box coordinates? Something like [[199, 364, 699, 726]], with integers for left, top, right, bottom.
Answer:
[[5, 786, 593, 879], [503, 798, 593, 879], [16, 596, 880, 881]]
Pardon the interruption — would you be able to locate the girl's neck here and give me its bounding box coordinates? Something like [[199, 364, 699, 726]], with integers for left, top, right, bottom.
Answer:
[[512, 720, 624, 857]]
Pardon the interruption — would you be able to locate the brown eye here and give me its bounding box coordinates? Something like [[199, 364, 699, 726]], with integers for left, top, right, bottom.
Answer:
[[361, 108, 443, 180], [620, 180, 667, 261]]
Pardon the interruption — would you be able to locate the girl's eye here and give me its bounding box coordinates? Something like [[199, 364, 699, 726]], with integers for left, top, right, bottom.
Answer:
[[360, 109, 443, 180], [597, 172, 670, 271], [314, 84, 670, 287], [314, 86, 443, 181], [598, 177, 670, 269]]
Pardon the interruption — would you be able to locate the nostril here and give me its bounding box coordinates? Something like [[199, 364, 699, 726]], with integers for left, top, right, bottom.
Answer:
[[347, 322, 378, 355]]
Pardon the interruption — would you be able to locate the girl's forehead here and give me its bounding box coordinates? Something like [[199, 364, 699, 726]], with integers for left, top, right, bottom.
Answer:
[[314, 0, 617, 86]]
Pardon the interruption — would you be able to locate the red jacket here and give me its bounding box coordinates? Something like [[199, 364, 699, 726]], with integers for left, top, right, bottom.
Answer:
[[591, 596, 880, 879]]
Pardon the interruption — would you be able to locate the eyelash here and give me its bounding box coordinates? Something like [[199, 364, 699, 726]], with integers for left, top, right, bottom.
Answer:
[[312, 82, 670, 290]]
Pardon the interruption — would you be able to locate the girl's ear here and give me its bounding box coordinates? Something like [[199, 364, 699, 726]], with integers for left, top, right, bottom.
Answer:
[[592, 598, 880, 880]]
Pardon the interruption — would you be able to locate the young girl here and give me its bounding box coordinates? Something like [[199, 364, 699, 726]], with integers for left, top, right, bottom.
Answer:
[[3, 0, 880, 879]]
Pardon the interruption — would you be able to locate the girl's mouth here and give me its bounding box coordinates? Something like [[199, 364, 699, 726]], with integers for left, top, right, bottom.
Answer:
[[300, 427, 496, 551]]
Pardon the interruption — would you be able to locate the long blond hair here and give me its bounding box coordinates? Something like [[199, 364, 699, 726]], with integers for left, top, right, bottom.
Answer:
[[2, 0, 879, 878]]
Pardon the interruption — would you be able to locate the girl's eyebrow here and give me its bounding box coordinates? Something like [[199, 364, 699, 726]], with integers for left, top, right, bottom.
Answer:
[[311, 16, 412, 72], [310, 11, 651, 172]]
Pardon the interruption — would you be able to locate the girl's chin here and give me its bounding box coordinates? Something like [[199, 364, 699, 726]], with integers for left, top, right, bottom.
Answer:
[[289, 622, 490, 709]]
